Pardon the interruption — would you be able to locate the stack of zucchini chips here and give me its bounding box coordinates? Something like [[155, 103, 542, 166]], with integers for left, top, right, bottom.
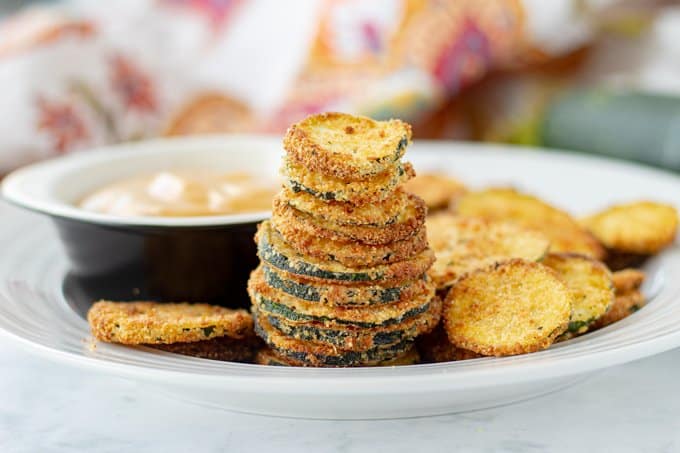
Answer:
[[248, 112, 440, 367]]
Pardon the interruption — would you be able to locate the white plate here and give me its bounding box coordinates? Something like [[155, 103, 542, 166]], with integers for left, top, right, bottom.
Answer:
[[1, 138, 679, 420]]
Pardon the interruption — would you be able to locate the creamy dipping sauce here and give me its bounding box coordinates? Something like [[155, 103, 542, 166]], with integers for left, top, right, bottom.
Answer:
[[79, 170, 277, 217]]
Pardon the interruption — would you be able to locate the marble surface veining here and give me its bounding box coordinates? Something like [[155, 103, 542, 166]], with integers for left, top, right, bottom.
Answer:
[[1, 340, 679, 453]]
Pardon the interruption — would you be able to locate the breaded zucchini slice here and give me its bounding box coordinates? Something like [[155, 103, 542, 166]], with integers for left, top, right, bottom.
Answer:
[[254, 314, 414, 367], [274, 190, 426, 245], [263, 295, 440, 351], [443, 260, 571, 356], [255, 346, 303, 366], [272, 213, 427, 267], [591, 290, 646, 329], [543, 253, 614, 337], [256, 221, 435, 285], [612, 268, 646, 294], [582, 201, 678, 254], [281, 187, 410, 227], [427, 214, 550, 289], [283, 157, 414, 204], [152, 335, 260, 362], [416, 325, 482, 363], [254, 345, 420, 367], [261, 264, 423, 306], [454, 188, 605, 259], [87, 301, 253, 345], [403, 173, 467, 210], [248, 267, 436, 328], [283, 112, 412, 180], [380, 346, 420, 366]]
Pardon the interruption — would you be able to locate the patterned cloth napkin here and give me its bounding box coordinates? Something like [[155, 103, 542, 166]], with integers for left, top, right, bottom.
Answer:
[[0, 0, 598, 173]]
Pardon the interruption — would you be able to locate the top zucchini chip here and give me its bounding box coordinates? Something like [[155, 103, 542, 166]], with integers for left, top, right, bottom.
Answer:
[[403, 173, 467, 210], [87, 301, 253, 345], [443, 260, 571, 356], [582, 201, 678, 255], [283, 157, 414, 204], [454, 188, 605, 259], [543, 253, 614, 337], [283, 112, 412, 180], [427, 214, 550, 289]]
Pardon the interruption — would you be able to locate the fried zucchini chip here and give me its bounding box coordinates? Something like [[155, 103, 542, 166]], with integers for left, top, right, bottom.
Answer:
[[261, 264, 424, 307], [282, 187, 410, 226], [254, 314, 414, 367], [427, 214, 550, 289], [87, 301, 253, 345], [255, 346, 303, 366], [257, 221, 435, 285], [543, 253, 614, 337], [255, 345, 420, 366], [454, 188, 605, 259], [283, 112, 412, 180], [261, 296, 441, 351], [582, 201, 678, 255], [403, 173, 467, 210], [381, 346, 420, 366], [283, 157, 414, 204], [612, 268, 646, 294], [443, 260, 571, 356], [416, 325, 482, 363], [152, 335, 260, 362], [605, 251, 648, 272], [248, 267, 436, 328], [591, 290, 646, 329], [273, 192, 426, 245], [272, 213, 427, 267]]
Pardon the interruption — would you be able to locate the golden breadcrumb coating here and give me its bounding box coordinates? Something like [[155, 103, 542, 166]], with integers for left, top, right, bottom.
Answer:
[[152, 335, 260, 362], [257, 221, 435, 286], [443, 260, 571, 356], [454, 188, 605, 259], [274, 190, 426, 245], [87, 301, 253, 345], [582, 201, 678, 255], [281, 187, 410, 226], [272, 211, 427, 267], [403, 173, 467, 210], [248, 266, 436, 327], [543, 253, 614, 338], [611, 268, 646, 294], [427, 214, 550, 289], [283, 157, 414, 204], [283, 112, 412, 180], [591, 290, 646, 329]]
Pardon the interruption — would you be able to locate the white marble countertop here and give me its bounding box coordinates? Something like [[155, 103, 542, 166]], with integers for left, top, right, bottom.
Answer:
[[1, 340, 679, 453]]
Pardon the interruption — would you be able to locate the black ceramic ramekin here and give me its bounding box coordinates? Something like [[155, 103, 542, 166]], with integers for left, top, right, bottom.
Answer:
[[2, 136, 282, 311]]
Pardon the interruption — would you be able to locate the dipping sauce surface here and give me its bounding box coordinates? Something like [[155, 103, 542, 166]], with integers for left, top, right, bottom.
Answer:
[[79, 170, 277, 217]]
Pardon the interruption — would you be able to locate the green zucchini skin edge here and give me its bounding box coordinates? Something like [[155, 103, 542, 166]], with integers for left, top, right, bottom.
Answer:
[[286, 165, 405, 201], [254, 292, 432, 328], [254, 317, 413, 366], [258, 229, 382, 282], [266, 314, 407, 348], [262, 265, 404, 305]]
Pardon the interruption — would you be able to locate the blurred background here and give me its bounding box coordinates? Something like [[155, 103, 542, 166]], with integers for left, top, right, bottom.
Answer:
[[1, 0, 679, 174]]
